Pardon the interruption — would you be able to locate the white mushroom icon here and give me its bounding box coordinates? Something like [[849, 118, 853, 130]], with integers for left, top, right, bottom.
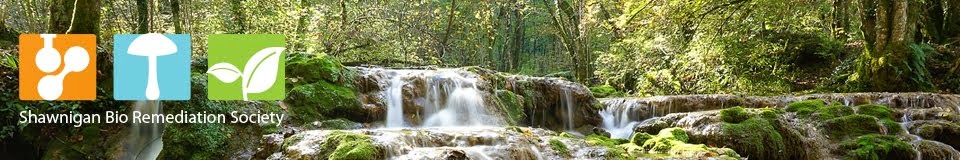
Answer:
[[127, 33, 177, 100]]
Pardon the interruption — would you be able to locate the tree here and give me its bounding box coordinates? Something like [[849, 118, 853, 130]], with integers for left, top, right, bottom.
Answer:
[[48, 0, 101, 34], [543, 0, 592, 84], [851, 0, 931, 91], [136, 0, 148, 33]]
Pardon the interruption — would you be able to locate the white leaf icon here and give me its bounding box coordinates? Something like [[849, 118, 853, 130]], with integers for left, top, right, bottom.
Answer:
[[242, 47, 285, 94], [207, 63, 241, 83]]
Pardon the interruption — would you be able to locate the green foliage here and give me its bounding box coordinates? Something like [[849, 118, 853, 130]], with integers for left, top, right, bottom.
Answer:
[[720, 106, 750, 123], [549, 138, 569, 155], [839, 134, 915, 160], [589, 84, 625, 98]]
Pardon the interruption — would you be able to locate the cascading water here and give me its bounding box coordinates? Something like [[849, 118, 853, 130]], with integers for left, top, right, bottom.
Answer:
[[599, 103, 640, 139], [122, 100, 163, 160], [563, 89, 575, 131], [385, 73, 406, 128], [377, 68, 503, 128]]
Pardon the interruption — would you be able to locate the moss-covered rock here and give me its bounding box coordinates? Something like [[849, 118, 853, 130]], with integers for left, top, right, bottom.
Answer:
[[630, 132, 653, 145], [853, 104, 894, 120], [720, 117, 786, 160], [310, 119, 363, 130], [823, 115, 885, 140], [785, 99, 826, 115], [548, 138, 570, 155], [314, 131, 383, 160], [911, 120, 960, 150], [162, 123, 233, 159], [286, 81, 365, 123], [815, 105, 854, 120], [656, 127, 689, 142], [589, 84, 623, 98], [758, 108, 784, 120], [286, 53, 352, 84], [838, 134, 915, 160], [495, 90, 526, 125], [720, 106, 750, 123]]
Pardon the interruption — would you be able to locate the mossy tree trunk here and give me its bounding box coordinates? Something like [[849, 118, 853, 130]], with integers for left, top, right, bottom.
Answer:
[[853, 0, 930, 91], [48, 0, 101, 34], [136, 0, 148, 33]]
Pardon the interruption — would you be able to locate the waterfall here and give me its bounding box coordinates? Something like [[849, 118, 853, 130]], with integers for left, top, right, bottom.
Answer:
[[385, 73, 406, 128], [599, 100, 640, 139], [563, 89, 575, 131], [123, 100, 163, 160], [376, 68, 503, 128]]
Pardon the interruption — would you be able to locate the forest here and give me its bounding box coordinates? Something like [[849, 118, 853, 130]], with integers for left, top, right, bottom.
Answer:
[[1, 0, 960, 159]]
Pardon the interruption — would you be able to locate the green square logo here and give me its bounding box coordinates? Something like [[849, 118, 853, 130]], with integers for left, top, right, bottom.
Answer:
[[206, 34, 285, 100]]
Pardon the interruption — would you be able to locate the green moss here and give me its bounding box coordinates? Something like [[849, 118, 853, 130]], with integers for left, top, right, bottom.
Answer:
[[549, 138, 570, 155], [162, 123, 233, 159], [641, 135, 679, 153], [656, 127, 689, 142], [720, 106, 751, 123], [314, 119, 362, 130], [496, 90, 526, 125], [816, 105, 854, 120], [758, 108, 784, 119], [286, 53, 351, 84], [720, 117, 785, 160], [589, 84, 624, 98], [559, 132, 576, 138], [823, 115, 884, 140], [318, 131, 383, 160], [786, 99, 826, 116], [839, 134, 914, 160], [881, 119, 903, 134], [286, 81, 363, 123], [630, 132, 653, 145], [853, 104, 894, 120], [585, 134, 629, 147]]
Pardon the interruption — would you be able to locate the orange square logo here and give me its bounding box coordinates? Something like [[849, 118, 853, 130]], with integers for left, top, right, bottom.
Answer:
[[19, 34, 97, 100]]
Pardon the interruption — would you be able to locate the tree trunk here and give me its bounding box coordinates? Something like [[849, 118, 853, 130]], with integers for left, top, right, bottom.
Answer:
[[136, 0, 148, 33], [49, 0, 101, 34], [855, 0, 929, 91], [172, 0, 182, 33], [439, 0, 458, 59]]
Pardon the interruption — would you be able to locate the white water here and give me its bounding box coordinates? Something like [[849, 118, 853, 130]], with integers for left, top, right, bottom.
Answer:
[[385, 73, 406, 128], [599, 104, 640, 139], [380, 69, 503, 128], [123, 100, 163, 160], [563, 89, 575, 131]]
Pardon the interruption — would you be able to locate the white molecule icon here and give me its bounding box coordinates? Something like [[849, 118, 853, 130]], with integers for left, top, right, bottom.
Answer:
[[35, 34, 90, 100]]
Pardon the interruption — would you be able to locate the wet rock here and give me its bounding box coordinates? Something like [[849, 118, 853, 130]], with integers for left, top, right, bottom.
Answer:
[[438, 149, 469, 160], [908, 120, 960, 150], [254, 134, 284, 159], [915, 140, 960, 160], [504, 75, 602, 131]]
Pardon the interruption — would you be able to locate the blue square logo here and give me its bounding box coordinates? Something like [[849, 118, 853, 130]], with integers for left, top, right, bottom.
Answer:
[[113, 34, 191, 100]]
